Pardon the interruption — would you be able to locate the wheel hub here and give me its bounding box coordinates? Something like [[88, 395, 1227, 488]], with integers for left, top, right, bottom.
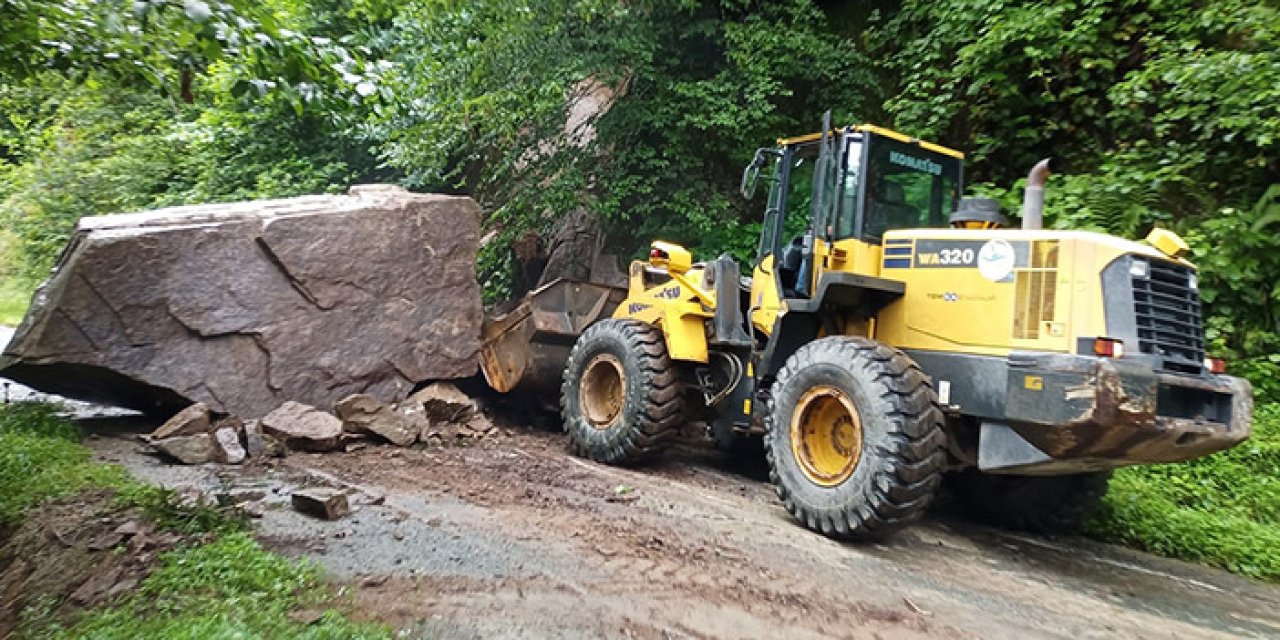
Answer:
[[790, 385, 863, 486], [580, 353, 626, 428]]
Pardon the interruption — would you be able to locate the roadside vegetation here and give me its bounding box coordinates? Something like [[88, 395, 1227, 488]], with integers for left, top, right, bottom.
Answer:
[[1, 0, 1277, 581], [0, 230, 31, 325], [0, 402, 388, 638]]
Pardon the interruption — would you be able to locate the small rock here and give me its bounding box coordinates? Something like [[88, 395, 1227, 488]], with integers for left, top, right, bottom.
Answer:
[[243, 419, 265, 457], [360, 574, 388, 587], [70, 567, 123, 605], [151, 433, 217, 464], [393, 531, 405, 541], [106, 576, 140, 598], [292, 488, 350, 520], [149, 403, 212, 440], [87, 532, 124, 551], [239, 501, 266, 518], [216, 488, 267, 506], [287, 609, 325, 625], [114, 520, 143, 537], [408, 382, 475, 417], [214, 426, 247, 464], [261, 401, 343, 452]]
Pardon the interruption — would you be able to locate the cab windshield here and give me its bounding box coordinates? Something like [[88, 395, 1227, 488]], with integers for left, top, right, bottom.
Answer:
[[840, 135, 962, 240]]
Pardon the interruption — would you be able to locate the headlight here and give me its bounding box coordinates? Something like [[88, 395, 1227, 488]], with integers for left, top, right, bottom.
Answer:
[[1129, 259, 1149, 278], [1189, 272, 1198, 290]]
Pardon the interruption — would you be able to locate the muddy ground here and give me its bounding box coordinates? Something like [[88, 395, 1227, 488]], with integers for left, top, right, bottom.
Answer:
[[82, 418, 1280, 640]]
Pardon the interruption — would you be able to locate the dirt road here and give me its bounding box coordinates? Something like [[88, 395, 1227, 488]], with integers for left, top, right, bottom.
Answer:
[[83, 419, 1280, 640]]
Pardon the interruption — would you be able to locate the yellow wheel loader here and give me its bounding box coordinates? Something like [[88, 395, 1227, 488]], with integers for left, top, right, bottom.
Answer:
[[480, 113, 1253, 539]]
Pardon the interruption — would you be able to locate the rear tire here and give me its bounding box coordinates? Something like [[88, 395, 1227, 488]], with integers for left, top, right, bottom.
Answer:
[[945, 469, 1112, 533], [765, 336, 946, 540], [561, 319, 684, 464]]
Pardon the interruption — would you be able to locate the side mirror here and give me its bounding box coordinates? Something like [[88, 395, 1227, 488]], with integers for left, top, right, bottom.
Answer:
[[739, 147, 777, 200]]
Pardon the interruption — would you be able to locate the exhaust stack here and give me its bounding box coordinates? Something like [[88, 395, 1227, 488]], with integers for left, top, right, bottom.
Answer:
[[1021, 158, 1052, 230]]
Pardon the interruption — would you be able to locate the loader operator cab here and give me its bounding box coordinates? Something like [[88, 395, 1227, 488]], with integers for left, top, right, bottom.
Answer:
[[746, 124, 963, 299]]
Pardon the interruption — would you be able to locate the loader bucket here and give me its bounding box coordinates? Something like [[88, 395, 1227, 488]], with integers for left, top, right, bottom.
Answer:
[[480, 279, 626, 394]]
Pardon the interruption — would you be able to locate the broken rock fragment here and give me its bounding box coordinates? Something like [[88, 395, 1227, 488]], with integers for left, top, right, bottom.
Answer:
[[151, 434, 217, 464], [213, 426, 246, 464], [334, 393, 418, 446], [261, 401, 342, 452], [149, 403, 212, 440], [409, 382, 495, 445], [291, 488, 350, 520], [0, 185, 483, 418]]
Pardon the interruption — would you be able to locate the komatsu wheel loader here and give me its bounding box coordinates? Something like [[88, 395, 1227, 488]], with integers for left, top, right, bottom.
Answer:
[[480, 113, 1253, 539]]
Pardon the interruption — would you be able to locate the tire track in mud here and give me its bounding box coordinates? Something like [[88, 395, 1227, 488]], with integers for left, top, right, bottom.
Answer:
[[293, 436, 943, 639]]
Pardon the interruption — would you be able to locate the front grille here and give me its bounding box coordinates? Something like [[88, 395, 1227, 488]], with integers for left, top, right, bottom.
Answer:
[[1133, 259, 1204, 373]]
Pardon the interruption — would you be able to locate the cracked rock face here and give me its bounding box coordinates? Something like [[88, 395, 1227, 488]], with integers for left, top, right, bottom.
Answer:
[[0, 185, 482, 418]]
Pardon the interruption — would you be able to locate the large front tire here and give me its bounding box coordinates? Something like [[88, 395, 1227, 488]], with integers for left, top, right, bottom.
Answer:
[[561, 319, 684, 464], [765, 336, 946, 540], [945, 469, 1111, 533]]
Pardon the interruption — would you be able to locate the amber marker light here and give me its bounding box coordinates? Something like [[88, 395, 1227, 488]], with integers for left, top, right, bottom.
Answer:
[[1094, 337, 1125, 358]]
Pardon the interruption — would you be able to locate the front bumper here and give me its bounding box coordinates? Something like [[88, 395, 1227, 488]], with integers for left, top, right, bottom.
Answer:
[[984, 353, 1252, 472]]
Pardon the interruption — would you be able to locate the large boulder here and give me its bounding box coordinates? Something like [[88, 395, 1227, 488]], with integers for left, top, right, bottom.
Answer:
[[0, 185, 482, 418]]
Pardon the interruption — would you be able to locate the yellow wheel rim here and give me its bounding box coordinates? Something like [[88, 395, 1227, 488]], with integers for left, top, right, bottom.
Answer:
[[790, 385, 862, 486], [580, 354, 626, 429]]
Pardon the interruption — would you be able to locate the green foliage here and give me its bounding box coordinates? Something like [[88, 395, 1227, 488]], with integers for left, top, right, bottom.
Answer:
[[878, 0, 1278, 201], [116, 483, 249, 536], [0, 81, 199, 275], [1086, 404, 1280, 580], [0, 230, 35, 324], [0, 65, 383, 275], [35, 533, 389, 639], [373, 0, 875, 294], [0, 278, 30, 326], [0, 402, 132, 524]]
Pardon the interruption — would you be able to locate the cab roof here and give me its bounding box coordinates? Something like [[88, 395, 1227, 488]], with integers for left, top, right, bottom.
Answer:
[[776, 124, 964, 160]]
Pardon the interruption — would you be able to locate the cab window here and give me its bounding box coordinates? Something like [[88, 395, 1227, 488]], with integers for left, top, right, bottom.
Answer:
[[861, 137, 961, 240]]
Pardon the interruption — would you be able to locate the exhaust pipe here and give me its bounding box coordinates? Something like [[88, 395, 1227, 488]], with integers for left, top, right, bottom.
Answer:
[[1021, 158, 1052, 230]]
